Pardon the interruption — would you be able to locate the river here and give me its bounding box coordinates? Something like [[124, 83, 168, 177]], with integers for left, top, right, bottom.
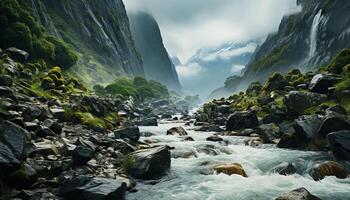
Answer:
[[128, 120, 350, 200]]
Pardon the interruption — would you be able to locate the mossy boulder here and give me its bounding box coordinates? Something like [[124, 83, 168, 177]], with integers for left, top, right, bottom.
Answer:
[[41, 77, 55, 90], [263, 73, 289, 93], [326, 49, 350, 74]]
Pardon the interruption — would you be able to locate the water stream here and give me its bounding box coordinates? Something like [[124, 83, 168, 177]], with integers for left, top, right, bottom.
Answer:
[[308, 9, 323, 59], [128, 121, 350, 200]]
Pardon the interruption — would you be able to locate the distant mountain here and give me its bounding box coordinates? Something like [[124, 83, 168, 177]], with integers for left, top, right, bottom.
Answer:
[[178, 41, 258, 97], [128, 12, 181, 91]]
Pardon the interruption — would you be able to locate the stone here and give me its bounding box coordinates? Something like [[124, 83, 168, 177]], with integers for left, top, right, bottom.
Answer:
[[275, 187, 321, 200], [277, 126, 308, 149], [264, 73, 289, 92], [258, 123, 281, 143], [196, 125, 224, 132], [213, 163, 247, 177], [167, 126, 188, 136], [0, 75, 12, 86], [72, 146, 95, 165], [127, 146, 171, 179], [206, 135, 224, 142], [284, 91, 327, 114], [42, 119, 62, 135], [113, 139, 136, 155], [226, 111, 258, 131], [36, 125, 56, 137], [32, 143, 59, 157], [217, 105, 230, 114], [270, 163, 297, 176], [5, 47, 29, 62], [310, 161, 348, 181], [0, 121, 27, 170], [50, 107, 66, 122], [309, 74, 341, 94], [0, 86, 18, 103], [246, 81, 262, 94], [327, 105, 347, 116], [318, 112, 350, 138], [137, 118, 158, 126], [59, 176, 127, 200], [327, 130, 350, 160], [240, 129, 255, 136], [114, 127, 140, 142]]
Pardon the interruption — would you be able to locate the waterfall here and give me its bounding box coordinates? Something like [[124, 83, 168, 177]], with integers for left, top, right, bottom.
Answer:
[[308, 9, 323, 58]]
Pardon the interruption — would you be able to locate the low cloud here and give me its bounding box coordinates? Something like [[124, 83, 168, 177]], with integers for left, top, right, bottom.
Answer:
[[176, 63, 204, 78], [230, 64, 245, 74], [202, 43, 258, 62]]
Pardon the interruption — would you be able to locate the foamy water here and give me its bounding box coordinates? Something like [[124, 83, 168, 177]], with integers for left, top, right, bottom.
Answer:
[[128, 121, 350, 200]]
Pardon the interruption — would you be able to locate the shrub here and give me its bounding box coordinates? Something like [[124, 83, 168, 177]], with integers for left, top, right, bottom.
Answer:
[[33, 38, 55, 60], [47, 37, 78, 68], [326, 49, 350, 74]]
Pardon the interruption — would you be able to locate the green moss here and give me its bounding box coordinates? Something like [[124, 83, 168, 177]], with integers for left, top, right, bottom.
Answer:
[[336, 76, 350, 93], [326, 49, 350, 74]]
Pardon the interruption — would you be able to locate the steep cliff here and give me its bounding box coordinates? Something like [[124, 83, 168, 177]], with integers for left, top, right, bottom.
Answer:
[[30, 0, 144, 85], [243, 0, 350, 85], [128, 12, 181, 91]]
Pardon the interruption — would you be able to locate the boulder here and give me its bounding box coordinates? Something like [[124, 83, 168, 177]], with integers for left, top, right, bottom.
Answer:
[[318, 112, 350, 138], [167, 126, 188, 136], [72, 146, 95, 165], [0, 86, 18, 103], [226, 111, 258, 131], [246, 81, 262, 94], [5, 47, 29, 62], [309, 74, 341, 94], [196, 125, 224, 132], [50, 107, 66, 122], [327, 130, 350, 160], [127, 146, 171, 179], [0, 121, 27, 170], [81, 96, 107, 117], [327, 105, 347, 116], [59, 176, 127, 200], [213, 163, 247, 177], [22, 105, 48, 122], [217, 105, 230, 114], [114, 127, 140, 142], [113, 139, 136, 155], [206, 135, 224, 142], [275, 187, 321, 200], [258, 123, 281, 143], [42, 119, 62, 135], [277, 126, 308, 149], [137, 118, 158, 126], [264, 73, 289, 92], [284, 91, 327, 114], [270, 163, 297, 176], [310, 161, 348, 181], [0, 75, 12, 86]]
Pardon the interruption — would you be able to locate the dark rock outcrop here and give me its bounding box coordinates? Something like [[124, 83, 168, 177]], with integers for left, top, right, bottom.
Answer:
[[114, 127, 140, 142], [275, 187, 321, 200], [226, 111, 258, 131], [167, 127, 188, 136], [327, 130, 350, 160], [284, 91, 327, 114]]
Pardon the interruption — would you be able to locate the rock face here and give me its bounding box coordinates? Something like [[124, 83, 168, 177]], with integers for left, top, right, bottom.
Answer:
[[127, 146, 171, 179], [327, 130, 350, 160], [243, 0, 350, 86], [275, 187, 321, 200], [284, 91, 327, 114], [226, 111, 258, 131], [310, 161, 348, 181], [213, 163, 247, 177], [31, 0, 144, 84], [129, 12, 181, 91], [0, 121, 27, 170]]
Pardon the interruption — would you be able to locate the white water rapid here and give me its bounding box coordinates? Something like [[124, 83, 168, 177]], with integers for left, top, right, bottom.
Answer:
[[128, 121, 350, 200]]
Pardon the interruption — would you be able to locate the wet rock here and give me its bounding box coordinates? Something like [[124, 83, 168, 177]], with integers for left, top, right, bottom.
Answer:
[[137, 118, 158, 126], [114, 127, 140, 142], [59, 175, 127, 200], [241, 129, 255, 136], [167, 126, 188, 136], [72, 146, 95, 165], [32, 142, 59, 157], [327, 105, 347, 116], [4, 163, 37, 188], [24, 121, 39, 132], [213, 163, 247, 177], [217, 105, 230, 114], [183, 136, 195, 141], [0, 121, 27, 170], [310, 161, 348, 181], [226, 111, 258, 131], [22, 105, 47, 122], [277, 126, 308, 149], [275, 187, 321, 200], [270, 163, 297, 176], [258, 123, 281, 143], [327, 130, 350, 160], [161, 114, 172, 119], [127, 146, 171, 179], [318, 112, 350, 138], [36, 125, 56, 137], [113, 139, 136, 155], [284, 91, 327, 114], [81, 96, 108, 117], [206, 135, 224, 142], [309, 74, 341, 94], [0, 75, 12, 86], [5, 47, 29, 62]]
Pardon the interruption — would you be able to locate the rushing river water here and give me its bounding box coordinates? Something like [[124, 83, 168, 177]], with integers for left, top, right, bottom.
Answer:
[[128, 121, 350, 200]]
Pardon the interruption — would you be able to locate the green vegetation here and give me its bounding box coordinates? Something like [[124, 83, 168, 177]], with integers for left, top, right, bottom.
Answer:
[[0, 0, 78, 68], [122, 155, 135, 170], [94, 77, 169, 102], [325, 49, 350, 74]]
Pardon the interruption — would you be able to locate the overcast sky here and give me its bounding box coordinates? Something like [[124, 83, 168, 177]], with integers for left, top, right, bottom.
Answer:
[[124, 0, 299, 63]]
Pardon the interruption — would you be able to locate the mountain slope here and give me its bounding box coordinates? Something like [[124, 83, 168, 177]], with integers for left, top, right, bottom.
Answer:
[[242, 0, 350, 85], [128, 12, 181, 91], [30, 0, 144, 85]]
